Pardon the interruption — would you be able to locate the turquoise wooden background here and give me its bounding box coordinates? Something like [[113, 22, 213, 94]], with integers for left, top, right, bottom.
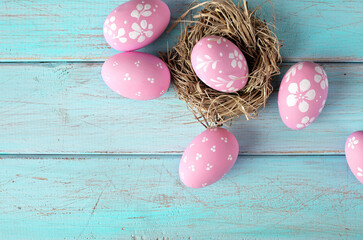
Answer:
[[0, 0, 362, 239]]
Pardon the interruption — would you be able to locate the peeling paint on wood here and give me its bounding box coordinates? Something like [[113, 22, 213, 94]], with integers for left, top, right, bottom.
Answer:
[[0, 0, 363, 61], [0, 63, 363, 154], [1, 0, 363, 239], [0, 155, 362, 239]]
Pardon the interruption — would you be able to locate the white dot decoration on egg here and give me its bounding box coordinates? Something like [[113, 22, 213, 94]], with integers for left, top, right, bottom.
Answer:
[[102, 52, 170, 101], [179, 127, 239, 188], [123, 73, 131, 81]]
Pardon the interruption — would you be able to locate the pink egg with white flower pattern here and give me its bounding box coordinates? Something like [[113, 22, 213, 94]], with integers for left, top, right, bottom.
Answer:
[[179, 127, 239, 188], [103, 0, 170, 51], [278, 62, 328, 130], [102, 52, 170, 100], [191, 36, 249, 93], [345, 131, 363, 184]]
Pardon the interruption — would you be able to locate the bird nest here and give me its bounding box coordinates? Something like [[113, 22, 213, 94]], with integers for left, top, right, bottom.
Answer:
[[161, 0, 282, 128]]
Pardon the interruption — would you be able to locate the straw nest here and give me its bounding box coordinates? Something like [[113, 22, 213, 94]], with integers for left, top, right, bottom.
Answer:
[[161, 0, 282, 128]]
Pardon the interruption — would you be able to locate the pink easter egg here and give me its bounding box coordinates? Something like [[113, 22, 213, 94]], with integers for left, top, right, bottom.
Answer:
[[278, 62, 328, 130], [345, 131, 363, 184], [102, 52, 170, 100], [191, 36, 249, 93], [179, 127, 239, 188], [103, 0, 170, 51]]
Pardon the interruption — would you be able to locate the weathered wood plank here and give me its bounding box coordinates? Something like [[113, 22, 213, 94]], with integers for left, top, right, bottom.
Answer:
[[0, 155, 362, 239], [0, 0, 363, 61], [0, 63, 362, 154]]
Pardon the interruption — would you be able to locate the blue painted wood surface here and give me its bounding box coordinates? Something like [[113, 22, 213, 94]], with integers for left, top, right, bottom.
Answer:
[[0, 0, 363, 61], [0, 63, 363, 154], [0, 155, 362, 239], [0, 0, 363, 239]]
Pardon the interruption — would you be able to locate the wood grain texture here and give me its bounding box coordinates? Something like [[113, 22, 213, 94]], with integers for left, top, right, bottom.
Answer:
[[0, 0, 363, 61], [0, 155, 362, 239], [1, 0, 363, 238], [0, 63, 362, 154]]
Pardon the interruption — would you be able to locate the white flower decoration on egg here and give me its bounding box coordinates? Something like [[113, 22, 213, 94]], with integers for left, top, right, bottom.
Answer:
[[314, 66, 328, 90], [348, 137, 359, 149], [129, 20, 154, 43], [296, 116, 315, 129], [131, 3, 152, 19], [113, 28, 127, 43], [287, 79, 316, 113]]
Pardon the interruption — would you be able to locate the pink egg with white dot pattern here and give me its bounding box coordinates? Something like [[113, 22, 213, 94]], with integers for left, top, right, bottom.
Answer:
[[191, 36, 249, 93], [278, 62, 328, 130], [345, 131, 363, 184], [179, 127, 239, 188], [102, 52, 170, 100], [103, 0, 170, 51]]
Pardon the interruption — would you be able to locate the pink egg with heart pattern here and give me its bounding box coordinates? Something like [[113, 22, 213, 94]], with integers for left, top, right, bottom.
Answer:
[[102, 52, 170, 100], [103, 0, 170, 51], [191, 36, 249, 93], [278, 62, 328, 130], [345, 131, 363, 184], [179, 127, 239, 188]]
